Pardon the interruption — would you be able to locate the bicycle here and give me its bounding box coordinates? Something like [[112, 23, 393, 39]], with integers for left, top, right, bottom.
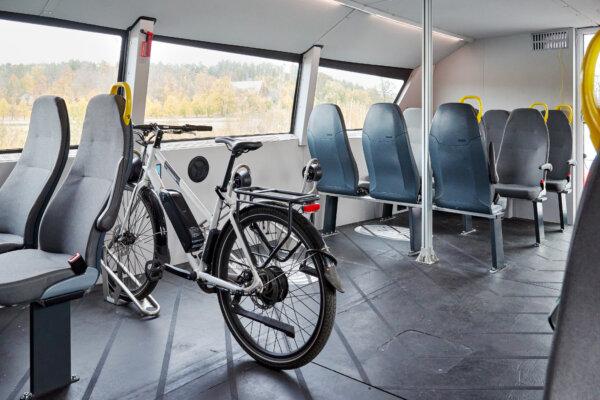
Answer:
[[102, 123, 343, 369]]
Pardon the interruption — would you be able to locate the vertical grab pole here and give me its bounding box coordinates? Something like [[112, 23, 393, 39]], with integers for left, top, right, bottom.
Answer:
[[417, 0, 438, 264]]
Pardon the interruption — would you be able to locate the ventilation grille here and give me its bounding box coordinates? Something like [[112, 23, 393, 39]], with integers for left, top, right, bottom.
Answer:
[[532, 30, 569, 51]]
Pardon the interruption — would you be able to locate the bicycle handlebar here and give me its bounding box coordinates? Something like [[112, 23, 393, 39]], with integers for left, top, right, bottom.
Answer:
[[133, 123, 213, 135]]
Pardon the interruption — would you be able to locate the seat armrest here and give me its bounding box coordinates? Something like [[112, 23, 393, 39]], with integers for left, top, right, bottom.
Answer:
[[488, 142, 499, 184], [96, 157, 126, 232], [539, 163, 553, 172]]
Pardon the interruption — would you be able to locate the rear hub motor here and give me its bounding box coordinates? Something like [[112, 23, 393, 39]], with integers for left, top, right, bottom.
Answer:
[[253, 266, 289, 309]]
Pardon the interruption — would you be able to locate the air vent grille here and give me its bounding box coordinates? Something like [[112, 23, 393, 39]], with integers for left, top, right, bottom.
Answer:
[[532, 31, 569, 51]]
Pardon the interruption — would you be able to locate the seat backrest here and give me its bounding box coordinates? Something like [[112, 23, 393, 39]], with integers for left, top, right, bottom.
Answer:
[[404, 107, 423, 176], [429, 103, 494, 214], [0, 96, 69, 247], [362, 103, 420, 203], [546, 109, 573, 181], [543, 155, 600, 399], [482, 109, 509, 160], [307, 104, 359, 196], [497, 108, 549, 187], [38, 94, 132, 267]]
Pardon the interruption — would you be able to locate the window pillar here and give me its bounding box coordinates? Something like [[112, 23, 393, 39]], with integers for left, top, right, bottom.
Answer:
[[293, 46, 322, 145]]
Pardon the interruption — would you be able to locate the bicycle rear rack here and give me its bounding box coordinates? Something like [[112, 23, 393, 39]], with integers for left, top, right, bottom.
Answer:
[[234, 186, 319, 206]]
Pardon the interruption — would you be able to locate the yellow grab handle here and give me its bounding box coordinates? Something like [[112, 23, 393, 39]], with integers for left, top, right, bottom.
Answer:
[[110, 82, 132, 125], [582, 30, 600, 151], [529, 102, 549, 123], [459, 95, 483, 123], [555, 104, 574, 124]]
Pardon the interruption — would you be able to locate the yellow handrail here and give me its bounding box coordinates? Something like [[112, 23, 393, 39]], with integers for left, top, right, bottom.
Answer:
[[555, 104, 574, 124], [109, 82, 132, 125], [582, 30, 600, 151], [529, 102, 549, 123], [459, 95, 483, 123]]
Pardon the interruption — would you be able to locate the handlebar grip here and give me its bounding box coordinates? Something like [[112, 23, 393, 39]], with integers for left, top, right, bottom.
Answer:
[[182, 124, 213, 132]]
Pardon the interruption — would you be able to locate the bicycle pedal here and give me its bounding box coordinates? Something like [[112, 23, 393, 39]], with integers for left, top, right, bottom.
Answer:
[[145, 260, 164, 282]]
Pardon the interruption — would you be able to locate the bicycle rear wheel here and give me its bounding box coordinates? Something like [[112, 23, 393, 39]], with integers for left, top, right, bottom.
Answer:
[[215, 204, 336, 369], [104, 184, 164, 301]]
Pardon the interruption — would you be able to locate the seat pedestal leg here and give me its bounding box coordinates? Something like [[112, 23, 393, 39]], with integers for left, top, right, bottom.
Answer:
[[461, 215, 476, 235], [322, 195, 338, 235], [490, 217, 506, 272], [558, 192, 567, 231], [25, 301, 78, 399], [381, 204, 394, 219], [408, 207, 422, 256], [533, 200, 545, 246]]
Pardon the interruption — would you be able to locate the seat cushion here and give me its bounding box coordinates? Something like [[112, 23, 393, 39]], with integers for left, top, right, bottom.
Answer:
[[0, 249, 74, 305], [546, 179, 569, 193], [495, 183, 542, 201], [0, 233, 24, 254]]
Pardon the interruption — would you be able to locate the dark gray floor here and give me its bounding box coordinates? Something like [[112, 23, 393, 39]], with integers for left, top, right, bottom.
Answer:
[[0, 212, 569, 400]]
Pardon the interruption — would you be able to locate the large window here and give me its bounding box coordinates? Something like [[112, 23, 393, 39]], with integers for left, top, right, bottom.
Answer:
[[315, 66, 405, 130], [0, 19, 122, 151], [146, 41, 300, 140]]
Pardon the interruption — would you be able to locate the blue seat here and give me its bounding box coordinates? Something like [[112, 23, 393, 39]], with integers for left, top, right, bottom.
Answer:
[[430, 103, 499, 215], [362, 103, 420, 203], [429, 103, 504, 270], [307, 104, 367, 196]]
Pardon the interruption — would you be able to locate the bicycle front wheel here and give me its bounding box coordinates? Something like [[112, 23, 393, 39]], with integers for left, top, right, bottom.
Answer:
[[104, 184, 165, 301], [215, 204, 336, 369]]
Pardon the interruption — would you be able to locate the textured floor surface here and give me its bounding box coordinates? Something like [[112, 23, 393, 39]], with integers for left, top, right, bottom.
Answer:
[[0, 211, 569, 400]]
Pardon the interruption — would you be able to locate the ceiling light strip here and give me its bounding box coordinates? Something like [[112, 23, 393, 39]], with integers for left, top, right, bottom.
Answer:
[[332, 0, 472, 42]]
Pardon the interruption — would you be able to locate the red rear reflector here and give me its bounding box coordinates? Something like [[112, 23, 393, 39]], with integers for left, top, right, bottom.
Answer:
[[540, 179, 545, 188], [303, 203, 320, 213]]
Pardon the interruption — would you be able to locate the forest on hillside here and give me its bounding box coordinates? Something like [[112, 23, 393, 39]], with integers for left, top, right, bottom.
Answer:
[[0, 60, 400, 149]]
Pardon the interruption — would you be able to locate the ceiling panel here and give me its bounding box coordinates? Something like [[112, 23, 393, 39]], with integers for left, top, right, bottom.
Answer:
[[363, 0, 600, 39], [318, 10, 462, 68]]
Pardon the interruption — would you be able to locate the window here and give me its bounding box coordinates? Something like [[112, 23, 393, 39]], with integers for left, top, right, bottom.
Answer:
[[145, 41, 300, 141], [0, 19, 122, 151], [315, 66, 405, 130]]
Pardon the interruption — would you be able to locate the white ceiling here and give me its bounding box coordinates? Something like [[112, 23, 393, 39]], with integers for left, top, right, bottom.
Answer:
[[0, 0, 598, 69]]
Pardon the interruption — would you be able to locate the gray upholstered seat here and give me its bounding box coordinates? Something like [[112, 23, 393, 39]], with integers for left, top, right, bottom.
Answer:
[[0, 93, 131, 306], [546, 109, 573, 193], [307, 104, 366, 196], [362, 103, 420, 203], [496, 108, 549, 200], [404, 107, 423, 176], [482, 110, 509, 161], [0, 96, 69, 253], [544, 155, 600, 399]]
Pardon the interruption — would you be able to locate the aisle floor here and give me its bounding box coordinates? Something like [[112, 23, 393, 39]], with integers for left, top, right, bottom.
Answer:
[[0, 212, 569, 400]]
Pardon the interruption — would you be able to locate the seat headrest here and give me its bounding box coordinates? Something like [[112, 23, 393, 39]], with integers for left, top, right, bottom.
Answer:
[[506, 108, 547, 130], [363, 103, 406, 139], [308, 104, 345, 136], [483, 110, 510, 128], [430, 103, 481, 145], [547, 109, 571, 133]]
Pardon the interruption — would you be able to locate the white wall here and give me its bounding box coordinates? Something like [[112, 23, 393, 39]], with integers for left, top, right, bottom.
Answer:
[[432, 32, 574, 223]]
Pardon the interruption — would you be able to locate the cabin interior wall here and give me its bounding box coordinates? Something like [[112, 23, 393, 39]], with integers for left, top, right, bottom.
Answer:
[[432, 32, 575, 223]]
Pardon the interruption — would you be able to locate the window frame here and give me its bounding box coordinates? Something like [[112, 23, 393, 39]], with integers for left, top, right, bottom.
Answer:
[[148, 35, 303, 143], [0, 11, 128, 154], [316, 58, 411, 131]]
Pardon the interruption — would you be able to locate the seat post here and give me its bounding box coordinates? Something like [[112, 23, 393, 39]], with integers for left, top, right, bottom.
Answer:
[[220, 153, 237, 192], [408, 207, 422, 255], [27, 301, 78, 398], [322, 195, 338, 235], [558, 192, 567, 231], [490, 217, 505, 271], [533, 200, 545, 245]]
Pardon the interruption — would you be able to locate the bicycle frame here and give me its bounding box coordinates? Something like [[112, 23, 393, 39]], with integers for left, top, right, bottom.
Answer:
[[121, 139, 264, 295]]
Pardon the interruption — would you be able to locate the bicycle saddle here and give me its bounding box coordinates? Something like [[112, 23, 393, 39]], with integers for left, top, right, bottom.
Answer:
[[215, 136, 263, 155]]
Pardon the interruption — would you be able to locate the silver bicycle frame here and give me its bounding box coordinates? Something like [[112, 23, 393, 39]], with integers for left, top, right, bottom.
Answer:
[[119, 141, 264, 294]]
